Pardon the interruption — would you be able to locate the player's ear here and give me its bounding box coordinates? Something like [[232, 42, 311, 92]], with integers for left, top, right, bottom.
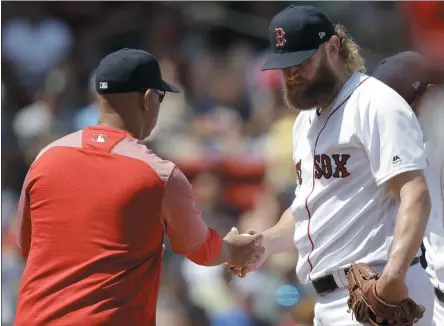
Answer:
[[326, 35, 340, 58]]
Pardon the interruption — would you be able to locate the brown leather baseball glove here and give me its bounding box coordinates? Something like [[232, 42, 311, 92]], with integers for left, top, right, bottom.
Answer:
[[346, 263, 425, 326]]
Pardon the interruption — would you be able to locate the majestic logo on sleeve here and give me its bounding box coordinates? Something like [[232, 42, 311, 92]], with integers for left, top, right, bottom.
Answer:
[[392, 155, 402, 164], [274, 28, 287, 49], [314, 154, 351, 179], [295, 159, 302, 185]]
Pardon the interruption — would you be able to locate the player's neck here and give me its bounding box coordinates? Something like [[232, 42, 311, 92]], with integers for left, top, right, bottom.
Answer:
[[97, 112, 140, 139], [318, 72, 352, 111]]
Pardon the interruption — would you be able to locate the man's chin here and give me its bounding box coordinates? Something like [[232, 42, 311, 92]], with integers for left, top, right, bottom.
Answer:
[[286, 100, 316, 111], [295, 106, 316, 111], [284, 96, 316, 111]]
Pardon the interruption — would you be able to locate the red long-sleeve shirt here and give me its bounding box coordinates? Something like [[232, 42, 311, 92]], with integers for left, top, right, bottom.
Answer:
[[15, 126, 222, 326]]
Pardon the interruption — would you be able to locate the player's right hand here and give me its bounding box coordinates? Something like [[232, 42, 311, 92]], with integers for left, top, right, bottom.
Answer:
[[225, 229, 269, 278], [223, 227, 265, 268], [375, 273, 409, 304]]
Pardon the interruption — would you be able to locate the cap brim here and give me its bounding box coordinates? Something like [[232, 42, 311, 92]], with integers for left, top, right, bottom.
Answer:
[[261, 49, 317, 71], [160, 80, 180, 93]]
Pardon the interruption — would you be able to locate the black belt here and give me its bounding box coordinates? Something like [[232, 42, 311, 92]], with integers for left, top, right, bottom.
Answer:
[[312, 257, 420, 295], [435, 287, 444, 304]]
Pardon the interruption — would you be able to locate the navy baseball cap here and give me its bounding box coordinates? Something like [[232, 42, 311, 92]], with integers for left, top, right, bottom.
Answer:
[[372, 51, 444, 105], [95, 48, 180, 94], [371, 51, 431, 105], [262, 5, 335, 71]]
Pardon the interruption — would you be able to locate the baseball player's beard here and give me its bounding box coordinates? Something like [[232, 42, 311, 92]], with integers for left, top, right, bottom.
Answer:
[[283, 55, 340, 111]]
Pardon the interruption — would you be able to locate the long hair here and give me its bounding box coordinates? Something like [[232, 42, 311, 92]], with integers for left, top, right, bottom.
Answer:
[[335, 24, 366, 75]]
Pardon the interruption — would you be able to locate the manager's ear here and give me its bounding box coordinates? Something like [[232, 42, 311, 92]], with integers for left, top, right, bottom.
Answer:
[[141, 89, 157, 112]]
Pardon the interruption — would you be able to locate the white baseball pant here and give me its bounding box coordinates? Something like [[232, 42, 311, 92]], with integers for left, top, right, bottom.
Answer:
[[432, 294, 444, 326]]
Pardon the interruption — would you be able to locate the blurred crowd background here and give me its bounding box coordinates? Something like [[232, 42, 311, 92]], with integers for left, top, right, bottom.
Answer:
[[2, 2, 443, 325]]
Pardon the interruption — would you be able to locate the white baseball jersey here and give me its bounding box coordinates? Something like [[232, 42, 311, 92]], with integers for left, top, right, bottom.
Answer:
[[423, 143, 444, 291], [291, 72, 428, 283], [418, 86, 444, 292]]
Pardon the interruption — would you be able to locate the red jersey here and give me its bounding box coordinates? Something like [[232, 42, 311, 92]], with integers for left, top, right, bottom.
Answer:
[[15, 126, 221, 326]]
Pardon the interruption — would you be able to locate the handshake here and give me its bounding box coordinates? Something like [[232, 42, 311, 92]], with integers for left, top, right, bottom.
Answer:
[[222, 227, 268, 278]]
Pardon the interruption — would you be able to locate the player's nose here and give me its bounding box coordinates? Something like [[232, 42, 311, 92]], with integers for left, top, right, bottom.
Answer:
[[283, 66, 301, 78]]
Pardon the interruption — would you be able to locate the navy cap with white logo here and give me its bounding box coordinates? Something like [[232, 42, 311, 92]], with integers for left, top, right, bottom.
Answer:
[[95, 48, 180, 94], [262, 5, 335, 71]]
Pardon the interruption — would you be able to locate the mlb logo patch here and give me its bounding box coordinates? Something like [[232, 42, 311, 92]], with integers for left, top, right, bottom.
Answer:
[[99, 82, 108, 90], [92, 133, 107, 143]]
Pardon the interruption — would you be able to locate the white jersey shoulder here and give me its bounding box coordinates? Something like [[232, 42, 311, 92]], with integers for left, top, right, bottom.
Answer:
[[291, 72, 427, 283]]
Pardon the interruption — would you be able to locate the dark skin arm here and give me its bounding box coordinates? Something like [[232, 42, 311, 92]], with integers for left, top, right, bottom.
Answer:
[[225, 206, 296, 277], [205, 228, 265, 267]]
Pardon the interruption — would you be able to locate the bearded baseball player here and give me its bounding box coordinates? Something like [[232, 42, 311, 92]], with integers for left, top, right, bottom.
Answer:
[[228, 5, 434, 326], [372, 51, 444, 326]]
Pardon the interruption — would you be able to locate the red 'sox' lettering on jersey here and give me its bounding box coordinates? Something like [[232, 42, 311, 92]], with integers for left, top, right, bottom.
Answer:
[[314, 154, 351, 179]]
